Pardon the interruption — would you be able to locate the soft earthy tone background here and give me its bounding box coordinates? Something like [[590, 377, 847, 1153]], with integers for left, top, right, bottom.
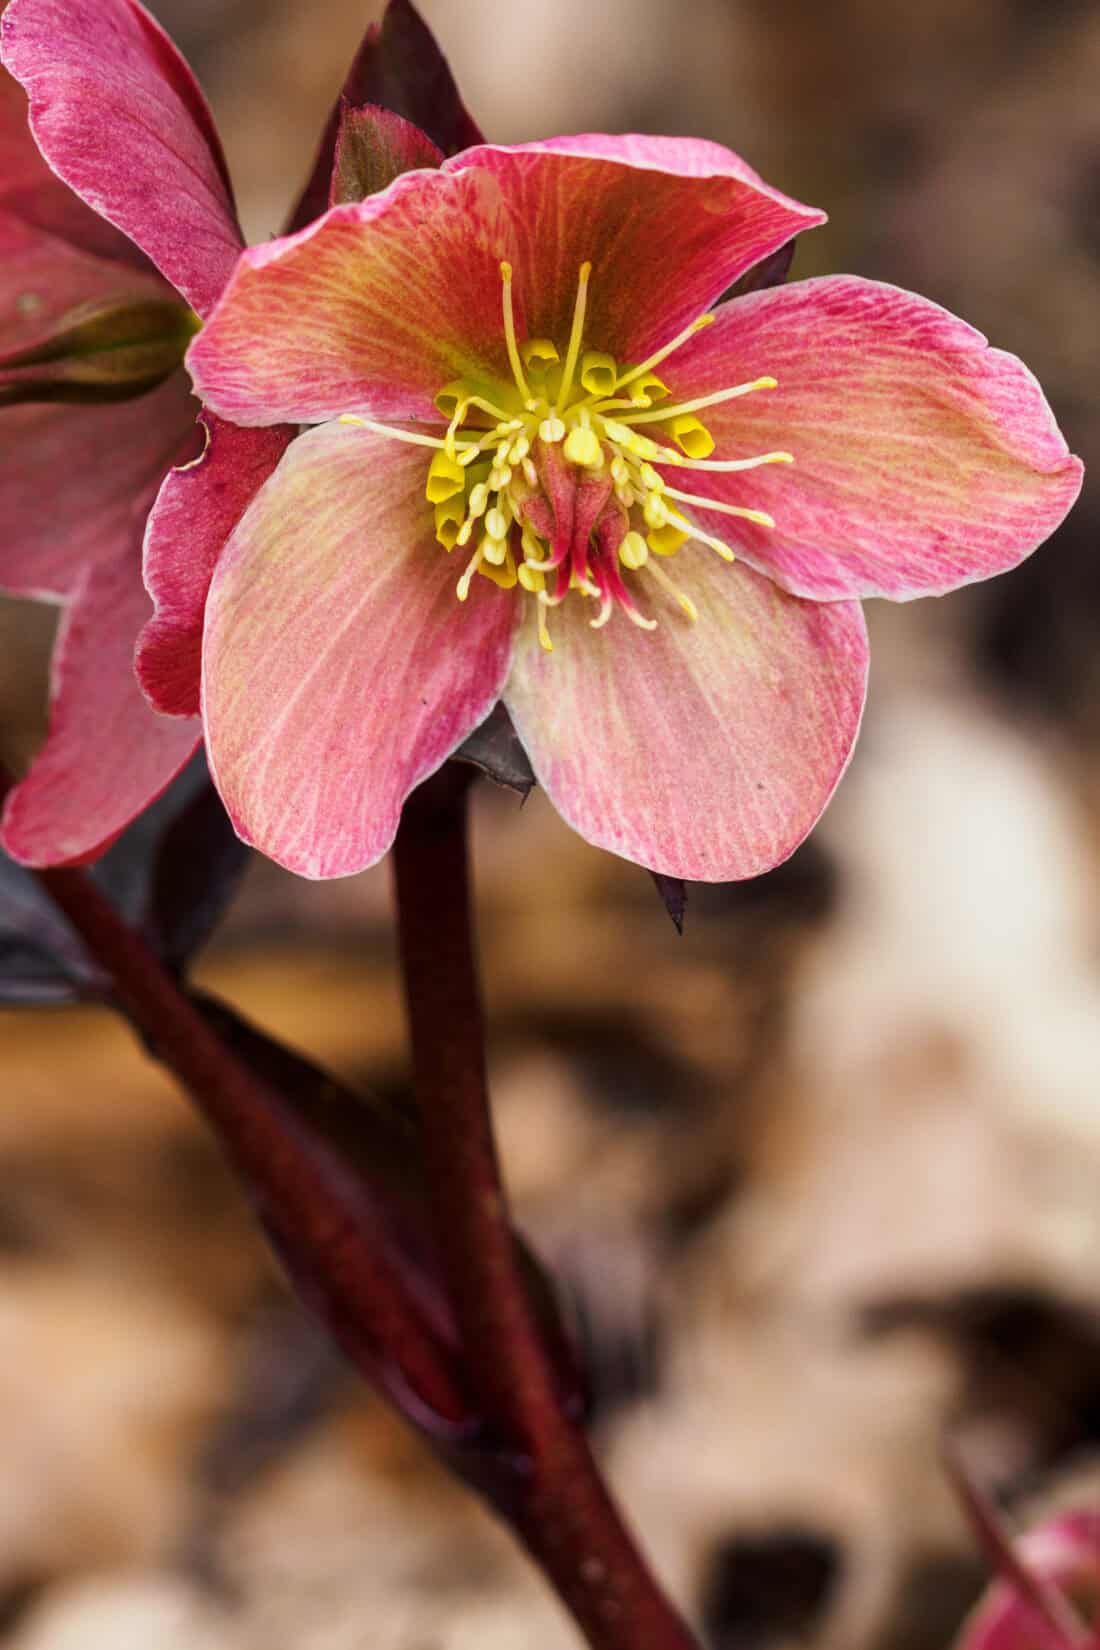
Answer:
[[2, 1, 1099, 1646]]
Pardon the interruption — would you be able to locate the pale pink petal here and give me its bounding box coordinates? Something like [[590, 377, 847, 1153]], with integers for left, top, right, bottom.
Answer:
[[503, 551, 867, 881], [1, 547, 200, 866], [202, 424, 518, 878], [189, 141, 822, 428], [138, 414, 294, 717], [445, 137, 825, 361], [663, 275, 1084, 602], [0, 368, 198, 598], [1, 0, 242, 316]]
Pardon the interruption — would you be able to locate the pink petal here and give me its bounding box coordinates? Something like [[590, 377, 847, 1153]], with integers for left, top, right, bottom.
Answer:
[[138, 414, 294, 717], [0, 369, 198, 599], [1, 547, 200, 866], [1, 0, 242, 317], [956, 1514, 1100, 1650], [201, 423, 518, 878], [503, 552, 868, 881], [440, 137, 825, 361], [286, 0, 482, 232], [189, 141, 823, 429], [0, 57, 151, 268], [664, 275, 1084, 602]]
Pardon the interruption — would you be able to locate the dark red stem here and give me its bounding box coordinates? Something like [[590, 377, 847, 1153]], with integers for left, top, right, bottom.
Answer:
[[392, 767, 702, 1650]]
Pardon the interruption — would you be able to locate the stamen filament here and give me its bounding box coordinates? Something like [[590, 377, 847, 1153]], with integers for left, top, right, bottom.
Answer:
[[555, 261, 592, 413], [614, 312, 715, 392], [338, 414, 476, 452], [499, 262, 531, 403], [652, 447, 794, 473], [665, 509, 736, 562], [616, 376, 777, 426], [661, 484, 775, 528]]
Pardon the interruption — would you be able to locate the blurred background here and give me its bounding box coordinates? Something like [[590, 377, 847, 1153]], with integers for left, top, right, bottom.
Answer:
[[3, 0, 1100, 1645]]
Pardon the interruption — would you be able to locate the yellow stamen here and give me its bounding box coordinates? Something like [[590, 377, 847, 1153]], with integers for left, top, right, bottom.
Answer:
[[614, 312, 715, 393], [618, 376, 777, 426], [665, 509, 736, 562], [539, 415, 566, 444], [666, 414, 716, 460], [425, 450, 466, 503], [538, 604, 554, 652], [434, 496, 466, 549], [456, 545, 484, 600], [499, 261, 531, 402], [555, 261, 592, 412], [662, 484, 774, 528], [522, 338, 560, 374], [619, 530, 649, 570], [652, 447, 794, 474], [563, 425, 604, 468], [339, 414, 467, 452]]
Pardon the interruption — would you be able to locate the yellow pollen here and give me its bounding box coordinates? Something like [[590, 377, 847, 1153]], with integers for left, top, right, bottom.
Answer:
[[620, 531, 649, 570], [563, 426, 603, 468], [539, 415, 566, 444]]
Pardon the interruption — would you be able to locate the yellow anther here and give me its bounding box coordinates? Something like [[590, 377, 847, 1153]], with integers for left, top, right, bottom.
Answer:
[[555, 261, 592, 412], [579, 350, 617, 397], [485, 506, 509, 540], [518, 562, 546, 593], [563, 425, 603, 469], [434, 497, 467, 550], [619, 531, 649, 570], [338, 413, 365, 426], [650, 447, 794, 474], [499, 261, 531, 402], [647, 524, 689, 556], [615, 312, 714, 393], [426, 450, 467, 503], [627, 371, 669, 407], [481, 532, 509, 567], [643, 491, 670, 530], [538, 605, 554, 652], [666, 510, 736, 562], [638, 463, 664, 493], [508, 433, 530, 464], [521, 456, 539, 488], [456, 520, 474, 547], [610, 455, 630, 486], [539, 415, 566, 444], [488, 463, 513, 490], [467, 482, 489, 517], [600, 419, 660, 461], [522, 338, 560, 374], [667, 414, 716, 460]]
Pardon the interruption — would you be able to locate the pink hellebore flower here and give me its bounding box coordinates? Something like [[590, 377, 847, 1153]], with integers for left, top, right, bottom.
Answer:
[[955, 1509, 1100, 1650], [0, 0, 298, 864], [169, 132, 1082, 882]]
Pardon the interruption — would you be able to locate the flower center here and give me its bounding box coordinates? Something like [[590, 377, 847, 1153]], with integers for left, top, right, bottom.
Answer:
[[343, 262, 791, 652]]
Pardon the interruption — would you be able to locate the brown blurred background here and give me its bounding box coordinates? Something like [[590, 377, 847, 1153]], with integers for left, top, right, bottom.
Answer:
[[3, 1, 1100, 1646]]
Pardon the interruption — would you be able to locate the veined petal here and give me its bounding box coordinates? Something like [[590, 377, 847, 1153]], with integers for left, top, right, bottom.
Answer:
[[189, 139, 823, 429], [1, 0, 242, 317], [202, 424, 519, 879], [138, 414, 294, 717], [666, 275, 1084, 602], [440, 136, 825, 361], [1, 548, 200, 866], [503, 551, 867, 882], [0, 368, 198, 599]]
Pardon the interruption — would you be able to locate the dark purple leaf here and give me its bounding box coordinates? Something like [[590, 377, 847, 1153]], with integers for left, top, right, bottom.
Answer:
[[286, 0, 484, 234], [0, 752, 244, 1005], [651, 872, 687, 934], [455, 703, 535, 798]]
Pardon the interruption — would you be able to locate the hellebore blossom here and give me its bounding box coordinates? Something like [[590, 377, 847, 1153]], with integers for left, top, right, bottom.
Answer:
[[160, 133, 1082, 882], [955, 1509, 1100, 1650], [0, 0, 475, 862], [0, 31, 202, 863]]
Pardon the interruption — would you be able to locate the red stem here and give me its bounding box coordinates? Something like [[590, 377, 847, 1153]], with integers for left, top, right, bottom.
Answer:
[[392, 767, 702, 1650]]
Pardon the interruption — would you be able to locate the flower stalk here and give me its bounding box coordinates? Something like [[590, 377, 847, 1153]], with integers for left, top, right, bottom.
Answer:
[[393, 766, 702, 1650]]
